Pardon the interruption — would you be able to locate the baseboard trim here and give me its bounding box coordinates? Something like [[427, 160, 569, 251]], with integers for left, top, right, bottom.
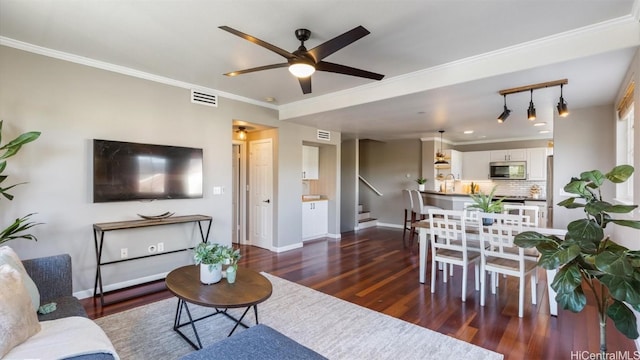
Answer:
[[272, 242, 303, 253], [75, 271, 170, 299], [377, 222, 403, 229]]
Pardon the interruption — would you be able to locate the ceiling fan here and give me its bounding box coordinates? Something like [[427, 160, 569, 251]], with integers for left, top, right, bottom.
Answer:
[[219, 25, 385, 94]]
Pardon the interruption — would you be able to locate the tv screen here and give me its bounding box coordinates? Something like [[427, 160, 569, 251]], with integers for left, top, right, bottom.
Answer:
[[93, 139, 203, 203]]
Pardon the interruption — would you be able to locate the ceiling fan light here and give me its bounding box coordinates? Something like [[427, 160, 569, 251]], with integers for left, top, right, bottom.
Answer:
[[289, 63, 316, 78]]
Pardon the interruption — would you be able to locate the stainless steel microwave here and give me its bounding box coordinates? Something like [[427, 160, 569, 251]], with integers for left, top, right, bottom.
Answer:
[[489, 161, 527, 180]]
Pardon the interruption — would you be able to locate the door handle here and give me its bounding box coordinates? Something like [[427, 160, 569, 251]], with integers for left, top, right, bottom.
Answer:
[[263, 199, 270, 203]]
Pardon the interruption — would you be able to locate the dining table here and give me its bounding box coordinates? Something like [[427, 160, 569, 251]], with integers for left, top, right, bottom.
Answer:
[[414, 219, 566, 316]]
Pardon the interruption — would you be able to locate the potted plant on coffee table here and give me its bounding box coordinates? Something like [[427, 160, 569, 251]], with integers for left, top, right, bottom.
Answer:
[[514, 165, 640, 356], [193, 242, 225, 284], [467, 185, 504, 225]]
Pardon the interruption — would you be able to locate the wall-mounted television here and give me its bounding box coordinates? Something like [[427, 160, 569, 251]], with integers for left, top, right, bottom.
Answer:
[[93, 139, 203, 203]]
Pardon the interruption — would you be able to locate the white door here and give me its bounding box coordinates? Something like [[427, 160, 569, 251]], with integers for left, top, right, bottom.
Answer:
[[249, 139, 273, 250]]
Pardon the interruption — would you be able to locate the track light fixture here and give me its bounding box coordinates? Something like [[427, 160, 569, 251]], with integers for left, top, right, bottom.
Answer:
[[434, 130, 449, 165], [527, 89, 536, 120], [497, 94, 511, 123], [498, 79, 568, 122], [557, 84, 569, 117]]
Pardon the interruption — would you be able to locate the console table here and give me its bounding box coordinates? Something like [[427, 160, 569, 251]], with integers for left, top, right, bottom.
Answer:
[[93, 214, 212, 306]]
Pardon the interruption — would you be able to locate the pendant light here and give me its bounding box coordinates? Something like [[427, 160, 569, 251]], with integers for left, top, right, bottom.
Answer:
[[557, 84, 569, 117], [236, 126, 247, 140], [497, 94, 511, 123], [434, 130, 448, 165], [527, 89, 536, 120]]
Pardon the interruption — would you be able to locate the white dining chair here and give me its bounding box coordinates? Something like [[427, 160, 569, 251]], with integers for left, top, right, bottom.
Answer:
[[502, 204, 539, 227], [478, 212, 538, 318], [428, 209, 480, 302]]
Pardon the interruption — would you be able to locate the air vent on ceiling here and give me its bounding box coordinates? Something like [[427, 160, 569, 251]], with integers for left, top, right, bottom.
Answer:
[[317, 129, 331, 141], [191, 89, 218, 107]]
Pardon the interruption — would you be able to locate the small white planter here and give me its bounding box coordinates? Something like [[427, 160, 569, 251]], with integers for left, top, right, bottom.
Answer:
[[418, 184, 425, 191], [200, 263, 222, 284]]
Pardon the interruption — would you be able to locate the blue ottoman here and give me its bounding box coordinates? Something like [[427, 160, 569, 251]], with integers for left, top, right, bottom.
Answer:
[[179, 324, 327, 360]]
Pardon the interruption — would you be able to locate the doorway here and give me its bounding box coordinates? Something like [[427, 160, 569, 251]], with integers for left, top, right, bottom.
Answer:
[[231, 142, 246, 244]]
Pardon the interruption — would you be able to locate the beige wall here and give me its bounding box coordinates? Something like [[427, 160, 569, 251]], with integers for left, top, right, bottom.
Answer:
[[0, 45, 340, 295], [340, 139, 358, 232], [553, 104, 615, 229], [359, 139, 422, 226]]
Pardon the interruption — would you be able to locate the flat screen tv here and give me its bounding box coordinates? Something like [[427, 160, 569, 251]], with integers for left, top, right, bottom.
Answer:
[[93, 139, 203, 203]]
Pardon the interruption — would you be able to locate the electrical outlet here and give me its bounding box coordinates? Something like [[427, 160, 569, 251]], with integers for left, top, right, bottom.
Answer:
[[157, 242, 164, 252], [148, 244, 157, 253], [120, 248, 128, 259]]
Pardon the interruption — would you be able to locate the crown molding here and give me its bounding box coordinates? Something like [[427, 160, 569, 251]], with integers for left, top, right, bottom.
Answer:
[[0, 37, 278, 110]]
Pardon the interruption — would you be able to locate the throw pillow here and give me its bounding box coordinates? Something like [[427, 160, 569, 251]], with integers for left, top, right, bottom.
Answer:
[[0, 246, 40, 311], [0, 264, 41, 358]]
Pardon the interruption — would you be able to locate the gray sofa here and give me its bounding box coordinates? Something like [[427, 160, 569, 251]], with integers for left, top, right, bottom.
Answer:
[[21, 254, 116, 360], [179, 324, 327, 360]]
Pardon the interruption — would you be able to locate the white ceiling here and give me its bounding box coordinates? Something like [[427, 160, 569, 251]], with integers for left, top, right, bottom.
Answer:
[[1, 0, 639, 143]]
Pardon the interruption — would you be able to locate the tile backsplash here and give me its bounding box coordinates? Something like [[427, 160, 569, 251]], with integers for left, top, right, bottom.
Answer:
[[452, 179, 546, 198]]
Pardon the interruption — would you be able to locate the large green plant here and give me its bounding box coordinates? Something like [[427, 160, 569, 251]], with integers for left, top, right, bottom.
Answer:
[[514, 165, 640, 354], [0, 120, 41, 246], [468, 185, 504, 213]]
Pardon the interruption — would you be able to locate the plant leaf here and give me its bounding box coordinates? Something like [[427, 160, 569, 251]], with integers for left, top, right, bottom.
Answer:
[[551, 263, 583, 293], [606, 165, 634, 184], [607, 300, 640, 339], [609, 220, 640, 230], [538, 244, 581, 269], [567, 219, 603, 247], [555, 285, 587, 312], [580, 169, 605, 187], [514, 231, 559, 249], [598, 274, 640, 305], [595, 250, 633, 276], [563, 180, 592, 199]]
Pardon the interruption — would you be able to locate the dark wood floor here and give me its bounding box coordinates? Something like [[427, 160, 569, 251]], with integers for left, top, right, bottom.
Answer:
[[81, 227, 637, 359]]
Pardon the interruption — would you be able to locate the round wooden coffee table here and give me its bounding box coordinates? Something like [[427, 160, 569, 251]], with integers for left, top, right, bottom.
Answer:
[[165, 265, 272, 350]]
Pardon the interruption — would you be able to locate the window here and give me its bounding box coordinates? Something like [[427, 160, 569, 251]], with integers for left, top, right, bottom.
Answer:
[[616, 80, 634, 203]]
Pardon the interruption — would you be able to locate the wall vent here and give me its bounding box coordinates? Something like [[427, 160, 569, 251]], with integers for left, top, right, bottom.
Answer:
[[191, 89, 218, 107], [317, 129, 331, 141]]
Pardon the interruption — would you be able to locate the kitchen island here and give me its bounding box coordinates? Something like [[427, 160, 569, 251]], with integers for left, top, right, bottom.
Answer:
[[419, 190, 545, 211], [419, 190, 474, 210]]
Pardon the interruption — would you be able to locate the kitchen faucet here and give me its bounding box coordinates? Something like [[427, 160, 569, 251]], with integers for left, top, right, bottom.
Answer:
[[444, 174, 456, 192]]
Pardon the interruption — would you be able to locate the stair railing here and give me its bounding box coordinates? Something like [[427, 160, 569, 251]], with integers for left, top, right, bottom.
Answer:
[[358, 175, 383, 196]]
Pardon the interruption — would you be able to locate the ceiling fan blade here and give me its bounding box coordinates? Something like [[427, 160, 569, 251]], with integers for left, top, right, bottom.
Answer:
[[316, 61, 384, 80], [223, 63, 288, 77], [307, 26, 370, 62], [298, 77, 311, 94], [219, 26, 295, 60]]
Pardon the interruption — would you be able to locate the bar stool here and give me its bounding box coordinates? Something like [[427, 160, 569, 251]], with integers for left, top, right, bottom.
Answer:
[[409, 189, 441, 250], [402, 189, 414, 248]]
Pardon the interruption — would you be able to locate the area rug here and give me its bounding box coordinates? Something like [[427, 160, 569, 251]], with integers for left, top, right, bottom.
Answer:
[[95, 273, 503, 360]]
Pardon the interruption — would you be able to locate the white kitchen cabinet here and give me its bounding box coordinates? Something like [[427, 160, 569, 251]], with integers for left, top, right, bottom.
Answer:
[[490, 149, 527, 162], [525, 200, 547, 227], [526, 147, 549, 181], [302, 200, 328, 240], [462, 151, 491, 180], [302, 145, 319, 180]]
